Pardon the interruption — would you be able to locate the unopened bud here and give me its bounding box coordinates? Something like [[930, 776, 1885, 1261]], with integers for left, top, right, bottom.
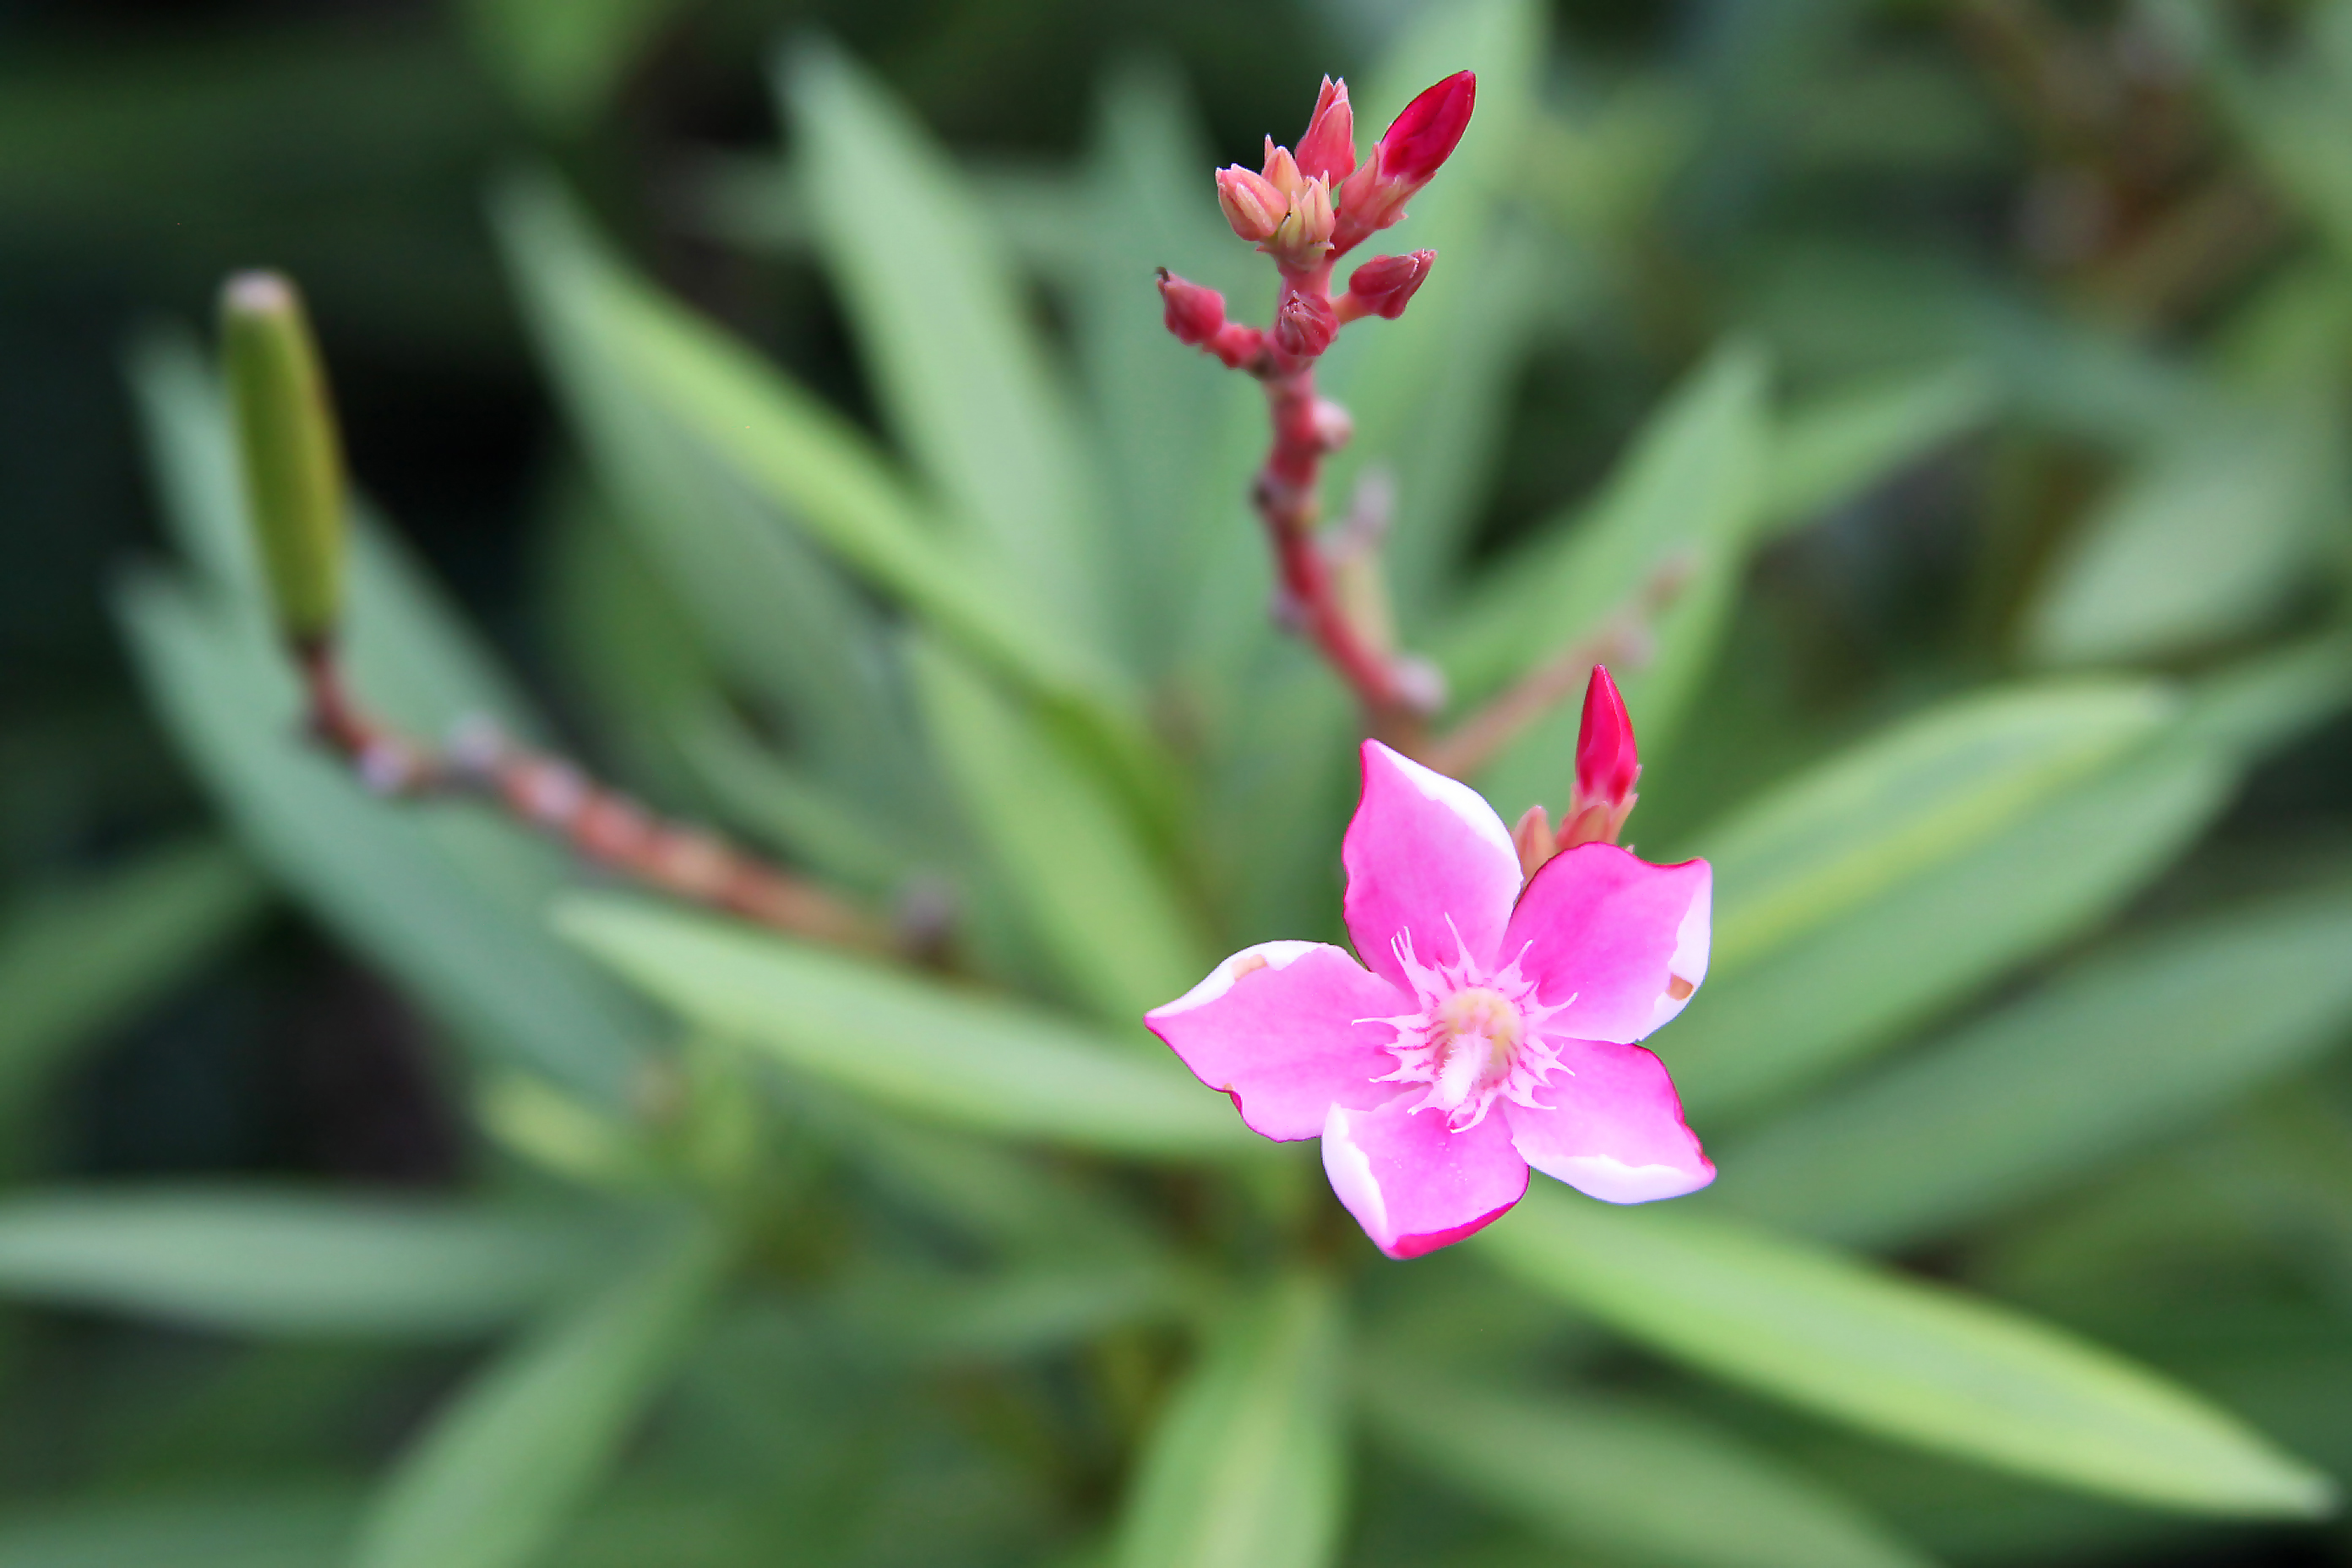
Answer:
[[1574, 664, 1640, 808], [1157, 270, 1227, 346], [1335, 71, 1478, 247], [1377, 70, 1476, 187], [220, 270, 346, 646], [1560, 663, 1640, 849], [1344, 250, 1435, 319], [1298, 76, 1358, 183], [1272, 290, 1338, 359], [1262, 140, 1304, 198], [1217, 166, 1285, 242]]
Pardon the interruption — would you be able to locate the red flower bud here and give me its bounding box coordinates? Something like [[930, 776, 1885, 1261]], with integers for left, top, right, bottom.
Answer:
[[1574, 664, 1640, 810], [1297, 75, 1358, 184], [1344, 250, 1435, 319], [1272, 289, 1338, 359], [1157, 270, 1227, 346], [1216, 166, 1285, 242], [1377, 70, 1476, 187]]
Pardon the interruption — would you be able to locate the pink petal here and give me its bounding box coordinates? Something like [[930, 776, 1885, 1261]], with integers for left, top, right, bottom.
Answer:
[[1502, 845, 1711, 1044], [1321, 1097, 1528, 1259], [1343, 741, 1523, 989], [1146, 942, 1406, 1141], [1505, 1038, 1713, 1203]]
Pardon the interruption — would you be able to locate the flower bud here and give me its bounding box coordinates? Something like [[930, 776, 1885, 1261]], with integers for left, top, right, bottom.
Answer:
[[1157, 270, 1228, 346], [220, 270, 345, 647], [1272, 289, 1338, 359], [1217, 166, 1285, 242], [1378, 70, 1476, 187], [1334, 71, 1478, 248], [1560, 664, 1640, 849], [1262, 141, 1304, 198], [1344, 249, 1435, 319], [1273, 175, 1336, 257], [1297, 75, 1357, 183], [1575, 664, 1640, 808]]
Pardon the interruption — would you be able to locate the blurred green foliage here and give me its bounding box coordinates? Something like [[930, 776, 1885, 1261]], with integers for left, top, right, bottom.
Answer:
[[6, 0, 2352, 1565]]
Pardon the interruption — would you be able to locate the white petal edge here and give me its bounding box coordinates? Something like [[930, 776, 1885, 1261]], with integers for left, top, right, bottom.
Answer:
[[1147, 940, 1326, 1020], [1528, 1152, 1714, 1205], [1364, 740, 1517, 864], [1320, 1102, 1391, 1246], [1647, 872, 1713, 1034]]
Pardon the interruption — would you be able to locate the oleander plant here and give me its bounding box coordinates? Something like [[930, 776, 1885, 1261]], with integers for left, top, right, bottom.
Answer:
[[3, 1, 2352, 1565]]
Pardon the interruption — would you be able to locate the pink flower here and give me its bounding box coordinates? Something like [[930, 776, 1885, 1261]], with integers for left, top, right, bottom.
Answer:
[[1146, 741, 1712, 1259]]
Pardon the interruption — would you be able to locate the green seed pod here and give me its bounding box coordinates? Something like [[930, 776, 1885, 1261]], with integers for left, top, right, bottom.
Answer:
[[220, 271, 346, 646]]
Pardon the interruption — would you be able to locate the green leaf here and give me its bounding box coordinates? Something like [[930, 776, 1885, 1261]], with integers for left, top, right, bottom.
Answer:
[[352, 1217, 729, 1568], [493, 180, 1122, 724], [1761, 362, 1996, 538], [555, 895, 1254, 1159], [1477, 1187, 2336, 1517], [499, 182, 923, 803], [117, 577, 649, 1103], [781, 41, 1106, 647], [1363, 1378, 1930, 1568], [1462, 342, 1770, 814], [1668, 737, 2230, 1122], [1113, 1271, 1346, 1568], [1721, 881, 2352, 1249], [1668, 635, 2352, 1123], [460, 0, 687, 131], [0, 1488, 354, 1568], [2022, 395, 2342, 665], [911, 637, 1208, 1025], [1696, 680, 2171, 972], [0, 1188, 616, 1338], [0, 838, 268, 1115]]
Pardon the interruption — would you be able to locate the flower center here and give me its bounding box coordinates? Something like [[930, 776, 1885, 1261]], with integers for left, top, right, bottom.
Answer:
[[1367, 934, 1574, 1132], [1429, 986, 1522, 1108]]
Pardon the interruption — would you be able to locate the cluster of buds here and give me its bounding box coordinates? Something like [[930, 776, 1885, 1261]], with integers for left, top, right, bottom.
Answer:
[[1215, 72, 1473, 277], [1157, 68, 1478, 737], [1514, 667, 1643, 879], [1161, 70, 1475, 377]]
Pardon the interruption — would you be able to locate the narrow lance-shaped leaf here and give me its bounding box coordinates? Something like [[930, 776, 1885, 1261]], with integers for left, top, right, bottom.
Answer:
[[0, 1188, 617, 1339], [1666, 640, 2352, 1123], [498, 178, 922, 800], [0, 1488, 356, 1568], [556, 896, 1255, 1159], [911, 636, 1210, 1026], [1463, 340, 1769, 812], [1760, 361, 1996, 539], [2022, 395, 2341, 666], [1113, 1271, 1348, 1568], [1364, 1375, 1931, 1568], [352, 1216, 729, 1568], [1696, 679, 2170, 972], [1476, 1187, 2335, 1518], [781, 40, 1108, 649], [1721, 880, 2352, 1250], [0, 838, 269, 1119]]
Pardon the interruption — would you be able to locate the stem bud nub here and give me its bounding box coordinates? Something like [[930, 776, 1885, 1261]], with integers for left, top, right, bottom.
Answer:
[[220, 270, 346, 648]]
